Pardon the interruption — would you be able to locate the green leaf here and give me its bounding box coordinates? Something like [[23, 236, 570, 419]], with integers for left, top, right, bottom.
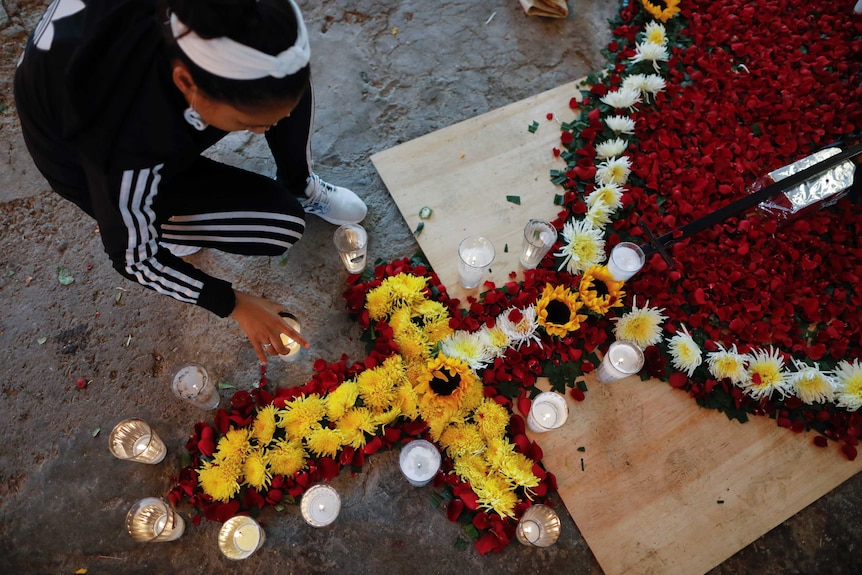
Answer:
[[177, 450, 192, 468], [454, 538, 468, 551], [553, 193, 565, 205], [418, 206, 433, 219], [91, 427, 101, 438], [37, 337, 48, 345], [577, 446, 586, 452], [57, 267, 75, 286], [503, 244, 508, 253], [527, 121, 539, 133], [414, 221, 425, 237], [463, 524, 480, 540], [506, 195, 521, 205], [217, 380, 237, 390]]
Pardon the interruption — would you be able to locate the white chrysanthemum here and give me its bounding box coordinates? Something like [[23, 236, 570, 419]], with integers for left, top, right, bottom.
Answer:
[[739, 347, 791, 401], [587, 183, 625, 212], [611, 295, 667, 348], [834, 359, 862, 411], [585, 200, 614, 228], [600, 86, 642, 111], [667, 325, 703, 376], [605, 115, 636, 135], [643, 21, 668, 46], [788, 359, 837, 405], [622, 73, 666, 103], [478, 325, 510, 359], [706, 343, 748, 385], [554, 219, 606, 275], [595, 156, 632, 187], [621, 74, 648, 93], [595, 137, 629, 160], [629, 41, 670, 73], [439, 330, 495, 372], [496, 306, 542, 350]]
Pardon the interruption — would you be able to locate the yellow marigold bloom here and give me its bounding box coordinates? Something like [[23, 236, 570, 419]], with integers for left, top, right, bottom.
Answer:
[[280, 394, 326, 440], [242, 449, 271, 491], [473, 399, 510, 442], [789, 360, 837, 405], [498, 451, 540, 489], [357, 355, 405, 413], [198, 460, 242, 502], [439, 423, 485, 459], [612, 295, 667, 348], [641, 0, 681, 23], [579, 266, 625, 315], [835, 359, 862, 411], [265, 439, 306, 477], [536, 284, 588, 338], [474, 474, 519, 518], [305, 427, 345, 458], [741, 347, 791, 401], [324, 380, 359, 421], [213, 427, 251, 465], [335, 407, 377, 449], [416, 355, 484, 440], [706, 343, 748, 385], [251, 405, 279, 446], [453, 452, 490, 485]]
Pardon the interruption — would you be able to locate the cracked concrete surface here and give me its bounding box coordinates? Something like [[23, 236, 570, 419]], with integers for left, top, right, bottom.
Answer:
[[1, 1, 861, 574]]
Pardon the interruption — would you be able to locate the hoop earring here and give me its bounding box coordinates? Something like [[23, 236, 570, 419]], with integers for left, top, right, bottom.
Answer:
[[183, 91, 208, 131]]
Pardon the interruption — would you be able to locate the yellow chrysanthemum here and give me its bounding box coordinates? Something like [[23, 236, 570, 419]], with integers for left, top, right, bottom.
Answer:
[[835, 359, 862, 411], [365, 284, 396, 321], [357, 355, 405, 413], [612, 295, 667, 348], [641, 0, 681, 23], [453, 453, 490, 485], [415, 355, 483, 440], [391, 307, 434, 361], [484, 437, 515, 469], [395, 381, 420, 420], [741, 347, 791, 401], [265, 439, 307, 477], [334, 407, 377, 449], [667, 325, 703, 377], [198, 460, 242, 502], [279, 394, 326, 440], [324, 380, 359, 421], [439, 423, 486, 459], [385, 273, 429, 308], [536, 284, 588, 338], [305, 427, 345, 458], [373, 406, 402, 428], [404, 357, 432, 388], [789, 361, 837, 405], [213, 427, 251, 464], [473, 474, 519, 518], [706, 343, 748, 385], [242, 449, 271, 491], [473, 399, 510, 442], [498, 450, 540, 489], [250, 405, 279, 446], [579, 266, 625, 315], [410, 299, 454, 343]]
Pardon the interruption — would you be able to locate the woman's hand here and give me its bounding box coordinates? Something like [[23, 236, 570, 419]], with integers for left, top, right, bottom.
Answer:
[[230, 290, 310, 364]]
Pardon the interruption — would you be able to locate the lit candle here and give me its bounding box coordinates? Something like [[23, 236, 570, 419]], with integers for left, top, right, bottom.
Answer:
[[218, 516, 265, 560], [596, 340, 645, 383], [171, 363, 220, 410], [526, 392, 569, 433], [607, 242, 645, 282], [398, 440, 441, 486], [108, 419, 167, 464], [301, 484, 341, 527], [125, 497, 185, 542], [277, 312, 302, 362], [515, 504, 561, 547]]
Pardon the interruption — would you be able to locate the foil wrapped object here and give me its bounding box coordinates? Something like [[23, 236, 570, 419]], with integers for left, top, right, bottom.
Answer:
[[755, 147, 857, 223]]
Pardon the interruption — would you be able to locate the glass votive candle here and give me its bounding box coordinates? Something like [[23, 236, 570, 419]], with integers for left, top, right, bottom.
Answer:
[[607, 242, 645, 282], [399, 439, 441, 486], [596, 340, 645, 383], [277, 312, 302, 362], [516, 504, 561, 547], [520, 219, 557, 269], [171, 363, 220, 410], [301, 484, 341, 527], [333, 223, 368, 274], [125, 497, 185, 542], [526, 392, 569, 433], [108, 418, 167, 464], [218, 515, 265, 560], [458, 236, 495, 289]]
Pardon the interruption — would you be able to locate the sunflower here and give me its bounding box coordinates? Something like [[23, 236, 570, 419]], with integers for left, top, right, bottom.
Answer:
[[415, 355, 483, 440], [265, 438, 307, 477], [536, 284, 588, 338], [579, 266, 625, 315], [641, 0, 681, 23], [198, 460, 242, 502]]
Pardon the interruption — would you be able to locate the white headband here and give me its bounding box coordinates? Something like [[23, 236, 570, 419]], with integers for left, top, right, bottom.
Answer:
[[169, 0, 310, 80]]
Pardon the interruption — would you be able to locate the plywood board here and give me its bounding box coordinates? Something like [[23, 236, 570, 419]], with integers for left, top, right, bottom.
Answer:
[[371, 79, 862, 575], [371, 80, 580, 304], [527, 376, 862, 575]]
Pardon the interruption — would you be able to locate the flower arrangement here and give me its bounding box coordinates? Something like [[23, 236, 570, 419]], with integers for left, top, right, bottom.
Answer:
[[171, 0, 862, 555]]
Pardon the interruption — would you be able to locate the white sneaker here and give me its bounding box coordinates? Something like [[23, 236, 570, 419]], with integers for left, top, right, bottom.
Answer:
[[300, 173, 367, 225], [161, 242, 202, 257]]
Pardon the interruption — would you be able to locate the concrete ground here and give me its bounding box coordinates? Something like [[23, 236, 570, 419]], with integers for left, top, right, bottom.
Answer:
[[1, 1, 860, 574]]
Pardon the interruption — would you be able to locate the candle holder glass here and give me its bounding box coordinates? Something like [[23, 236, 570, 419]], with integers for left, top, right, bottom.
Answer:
[[607, 242, 645, 282], [277, 312, 302, 362], [171, 363, 220, 410], [520, 219, 557, 269], [218, 515, 265, 559], [458, 236, 495, 289], [516, 504, 561, 547], [399, 439, 441, 486], [526, 392, 569, 433], [596, 340, 645, 383], [108, 419, 167, 464], [125, 497, 185, 542], [301, 484, 341, 527]]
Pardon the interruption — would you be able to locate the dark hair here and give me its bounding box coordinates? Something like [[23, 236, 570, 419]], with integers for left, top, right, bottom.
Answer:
[[164, 0, 310, 107]]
